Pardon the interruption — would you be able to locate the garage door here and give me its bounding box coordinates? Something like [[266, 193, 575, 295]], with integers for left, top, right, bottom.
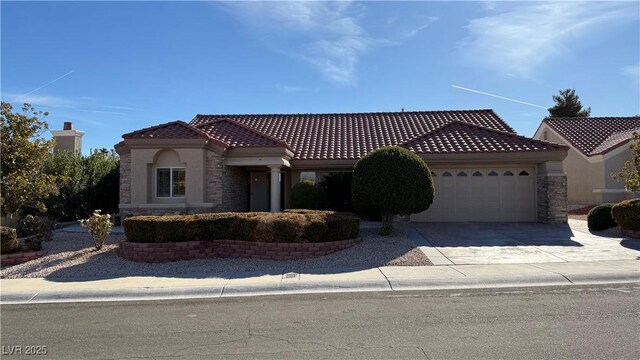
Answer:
[[411, 167, 536, 222]]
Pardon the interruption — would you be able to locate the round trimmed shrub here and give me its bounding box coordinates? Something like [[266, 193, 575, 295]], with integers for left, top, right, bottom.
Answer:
[[587, 203, 617, 231], [352, 146, 434, 235], [611, 199, 640, 231], [1, 226, 20, 254], [290, 180, 326, 210]]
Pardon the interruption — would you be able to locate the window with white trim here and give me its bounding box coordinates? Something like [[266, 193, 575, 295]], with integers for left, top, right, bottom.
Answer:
[[156, 167, 186, 198]]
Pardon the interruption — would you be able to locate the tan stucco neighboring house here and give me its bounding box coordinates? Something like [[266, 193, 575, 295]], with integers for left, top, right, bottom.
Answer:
[[115, 109, 569, 223], [533, 116, 640, 208]]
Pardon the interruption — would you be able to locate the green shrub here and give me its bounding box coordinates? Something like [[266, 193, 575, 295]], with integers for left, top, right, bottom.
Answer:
[[122, 216, 157, 243], [587, 203, 617, 231], [290, 180, 326, 210], [123, 211, 360, 243], [24, 235, 43, 251], [17, 215, 54, 241], [42, 149, 119, 221], [611, 199, 640, 231], [80, 210, 113, 250], [352, 146, 434, 235], [1, 226, 20, 254]]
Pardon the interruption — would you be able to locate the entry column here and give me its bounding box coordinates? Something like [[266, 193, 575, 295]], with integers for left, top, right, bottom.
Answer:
[[268, 165, 281, 212]]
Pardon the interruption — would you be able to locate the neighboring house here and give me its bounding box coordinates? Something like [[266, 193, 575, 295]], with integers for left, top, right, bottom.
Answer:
[[115, 110, 569, 223], [533, 116, 640, 208]]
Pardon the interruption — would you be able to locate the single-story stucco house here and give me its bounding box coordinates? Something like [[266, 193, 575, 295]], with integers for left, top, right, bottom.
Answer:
[[115, 109, 569, 223], [533, 116, 640, 208]]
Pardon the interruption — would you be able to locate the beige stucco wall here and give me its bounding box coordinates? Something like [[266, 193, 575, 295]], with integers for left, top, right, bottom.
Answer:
[[602, 146, 636, 203], [129, 147, 207, 205], [535, 124, 603, 205]]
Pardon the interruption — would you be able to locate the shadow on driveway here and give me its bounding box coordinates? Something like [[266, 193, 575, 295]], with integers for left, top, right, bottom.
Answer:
[[412, 222, 583, 247]]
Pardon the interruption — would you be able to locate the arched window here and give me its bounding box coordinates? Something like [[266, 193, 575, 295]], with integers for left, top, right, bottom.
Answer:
[[154, 150, 186, 198], [442, 171, 452, 177], [503, 171, 514, 176], [472, 171, 483, 177], [488, 171, 498, 176], [519, 170, 530, 176], [457, 171, 467, 177]]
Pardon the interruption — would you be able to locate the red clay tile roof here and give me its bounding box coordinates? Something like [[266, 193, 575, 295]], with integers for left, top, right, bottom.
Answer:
[[190, 110, 526, 160], [196, 119, 288, 148], [543, 116, 640, 156], [123, 120, 210, 140], [402, 122, 567, 154], [123, 110, 567, 160]]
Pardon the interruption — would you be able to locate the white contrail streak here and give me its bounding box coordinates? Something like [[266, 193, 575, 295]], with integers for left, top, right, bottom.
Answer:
[[12, 70, 76, 102], [452, 85, 547, 109]]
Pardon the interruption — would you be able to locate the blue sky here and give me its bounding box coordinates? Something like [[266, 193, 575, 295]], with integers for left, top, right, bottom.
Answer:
[[2, 1, 639, 153]]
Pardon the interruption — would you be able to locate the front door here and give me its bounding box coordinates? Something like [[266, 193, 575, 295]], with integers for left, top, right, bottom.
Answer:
[[250, 172, 269, 211]]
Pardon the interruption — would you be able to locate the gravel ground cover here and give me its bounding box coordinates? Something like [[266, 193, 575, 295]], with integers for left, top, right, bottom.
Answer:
[[0, 227, 431, 279]]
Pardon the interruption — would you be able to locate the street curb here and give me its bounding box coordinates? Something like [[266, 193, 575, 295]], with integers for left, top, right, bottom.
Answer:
[[2, 272, 638, 305]]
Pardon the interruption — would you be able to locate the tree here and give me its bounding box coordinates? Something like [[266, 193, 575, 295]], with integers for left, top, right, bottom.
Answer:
[[43, 149, 119, 221], [548, 89, 591, 117], [0, 102, 58, 216], [611, 132, 640, 195], [352, 146, 434, 235]]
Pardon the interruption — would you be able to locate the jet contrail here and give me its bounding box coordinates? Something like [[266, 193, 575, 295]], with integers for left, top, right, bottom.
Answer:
[[12, 70, 75, 102], [452, 85, 547, 109]]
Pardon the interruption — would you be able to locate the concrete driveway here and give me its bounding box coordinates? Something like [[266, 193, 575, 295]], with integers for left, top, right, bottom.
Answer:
[[411, 220, 640, 265]]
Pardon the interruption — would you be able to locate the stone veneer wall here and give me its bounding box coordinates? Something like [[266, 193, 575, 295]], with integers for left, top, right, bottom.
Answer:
[[221, 165, 248, 211], [119, 152, 131, 205], [206, 151, 224, 208], [206, 151, 248, 212], [537, 175, 568, 224]]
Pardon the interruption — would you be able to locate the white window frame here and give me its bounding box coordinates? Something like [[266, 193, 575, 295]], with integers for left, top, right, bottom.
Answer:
[[156, 167, 186, 198]]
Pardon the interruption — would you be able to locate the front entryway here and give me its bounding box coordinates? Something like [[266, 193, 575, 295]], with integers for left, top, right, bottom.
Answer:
[[411, 167, 536, 222], [250, 172, 269, 211]]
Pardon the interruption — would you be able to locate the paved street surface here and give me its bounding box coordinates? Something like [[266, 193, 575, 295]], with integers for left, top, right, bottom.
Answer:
[[412, 220, 640, 265], [2, 284, 639, 359]]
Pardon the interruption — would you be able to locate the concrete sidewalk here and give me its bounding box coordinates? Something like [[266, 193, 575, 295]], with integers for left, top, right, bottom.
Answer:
[[2, 259, 638, 304]]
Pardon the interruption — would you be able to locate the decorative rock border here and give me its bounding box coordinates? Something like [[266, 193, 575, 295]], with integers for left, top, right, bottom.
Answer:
[[1, 250, 45, 267], [118, 238, 361, 263], [622, 229, 640, 239]]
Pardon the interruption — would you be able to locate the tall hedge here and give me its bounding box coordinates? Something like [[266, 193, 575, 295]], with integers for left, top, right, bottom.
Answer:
[[352, 146, 434, 235], [40, 149, 119, 221]]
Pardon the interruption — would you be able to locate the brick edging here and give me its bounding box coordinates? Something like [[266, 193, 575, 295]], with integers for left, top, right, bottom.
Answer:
[[622, 229, 640, 239], [1, 250, 45, 267], [118, 238, 362, 263]]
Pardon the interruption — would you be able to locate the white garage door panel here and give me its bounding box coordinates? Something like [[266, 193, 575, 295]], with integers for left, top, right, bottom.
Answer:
[[411, 167, 536, 222]]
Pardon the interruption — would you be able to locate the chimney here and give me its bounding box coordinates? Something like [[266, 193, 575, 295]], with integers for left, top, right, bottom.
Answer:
[[51, 122, 85, 153]]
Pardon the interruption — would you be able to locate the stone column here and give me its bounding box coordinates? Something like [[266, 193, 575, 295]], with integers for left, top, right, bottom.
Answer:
[[269, 165, 281, 212], [537, 161, 568, 224]]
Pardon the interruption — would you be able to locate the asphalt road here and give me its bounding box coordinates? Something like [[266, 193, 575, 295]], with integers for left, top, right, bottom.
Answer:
[[2, 284, 639, 359]]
